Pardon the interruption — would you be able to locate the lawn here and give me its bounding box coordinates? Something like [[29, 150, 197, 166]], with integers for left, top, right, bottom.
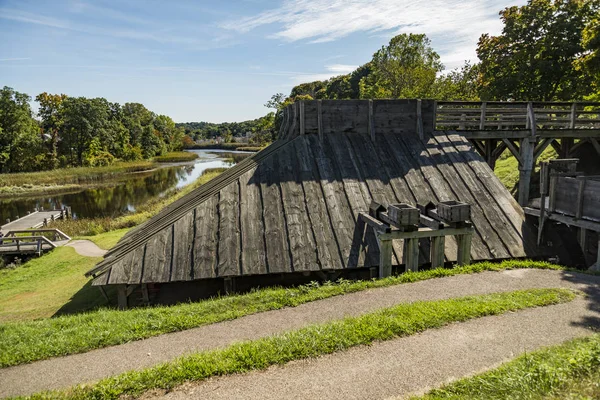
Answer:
[[76, 228, 130, 250], [413, 334, 600, 400], [0, 247, 104, 323], [0, 259, 568, 368], [27, 288, 576, 400], [494, 146, 558, 193]]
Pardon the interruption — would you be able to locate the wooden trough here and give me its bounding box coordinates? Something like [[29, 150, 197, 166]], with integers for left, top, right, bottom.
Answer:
[[86, 99, 541, 308]]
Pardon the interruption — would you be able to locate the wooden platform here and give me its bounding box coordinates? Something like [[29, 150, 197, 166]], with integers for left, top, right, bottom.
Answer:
[[1, 210, 65, 231], [87, 99, 540, 287]]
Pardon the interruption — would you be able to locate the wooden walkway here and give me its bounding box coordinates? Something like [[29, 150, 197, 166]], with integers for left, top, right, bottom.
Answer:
[[1, 210, 66, 231], [0, 229, 71, 257]]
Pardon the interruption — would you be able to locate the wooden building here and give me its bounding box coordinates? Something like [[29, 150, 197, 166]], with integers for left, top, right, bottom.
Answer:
[[86, 99, 542, 306]]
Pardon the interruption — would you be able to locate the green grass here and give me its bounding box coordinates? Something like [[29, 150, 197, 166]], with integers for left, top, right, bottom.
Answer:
[[0, 247, 103, 323], [494, 146, 558, 193], [0, 260, 569, 368], [153, 152, 199, 163], [26, 288, 577, 400], [75, 228, 131, 250], [413, 334, 600, 400], [0, 161, 156, 197]]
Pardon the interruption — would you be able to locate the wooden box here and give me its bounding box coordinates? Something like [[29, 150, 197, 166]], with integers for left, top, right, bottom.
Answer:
[[437, 201, 471, 223], [387, 203, 420, 226]]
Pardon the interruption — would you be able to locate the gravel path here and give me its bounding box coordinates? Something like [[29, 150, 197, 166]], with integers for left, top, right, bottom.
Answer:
[[65, 240, 107, 257], [1, 269, 598, 398]]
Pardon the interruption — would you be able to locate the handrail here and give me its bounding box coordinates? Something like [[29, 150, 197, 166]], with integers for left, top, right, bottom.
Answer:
[[435, 101, 600, 132], [4, 229, 71, 241]]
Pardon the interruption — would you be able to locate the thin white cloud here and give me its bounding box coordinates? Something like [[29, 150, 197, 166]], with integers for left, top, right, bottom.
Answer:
[[222, 0, 527, 68], [290, 64, 358, 84]]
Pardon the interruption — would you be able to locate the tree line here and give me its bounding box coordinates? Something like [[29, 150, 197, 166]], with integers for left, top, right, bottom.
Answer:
[[0, 89, 185, 173], [266, 0, 600, 117]]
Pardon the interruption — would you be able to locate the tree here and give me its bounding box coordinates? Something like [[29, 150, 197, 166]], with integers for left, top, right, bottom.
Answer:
[[477, 0, 599, 101], [0, 87, 41, 173], [360, 34, 443, 98], [580, 14, 600, 100], [36, 92, 67, 169], [432, 62, 480, 101]]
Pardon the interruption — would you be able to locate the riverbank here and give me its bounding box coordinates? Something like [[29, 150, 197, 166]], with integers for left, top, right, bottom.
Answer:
[[186, 142, 265, 152], [0, 161, 157, 198], [153, 151, 199, 163], [51, 168, 226, 237]]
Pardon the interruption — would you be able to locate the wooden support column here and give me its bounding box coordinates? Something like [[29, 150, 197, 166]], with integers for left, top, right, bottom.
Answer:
[[518, 138, 535, 206], [402, 238, 419, 272], [579, 228, 588, 253], [456, 233, 472, 266], [416, 99, 424, 140], [378, 237, 393, 278], [368, 100, 375, 142], [224, 277, 234, 295], [317, 100, 323, 143], [141, 283, 150, 305], [117, 284, 128, 310], [299, 101, 305, 135], [430, 236, 445, 268]]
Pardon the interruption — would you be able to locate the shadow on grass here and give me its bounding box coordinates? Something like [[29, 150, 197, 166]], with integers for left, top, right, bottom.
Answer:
[[53, 281, 117, 317]]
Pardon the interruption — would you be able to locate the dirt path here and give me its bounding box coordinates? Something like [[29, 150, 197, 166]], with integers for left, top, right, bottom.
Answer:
[[0, 269, 598, 398], [65, 239, 107, 257]]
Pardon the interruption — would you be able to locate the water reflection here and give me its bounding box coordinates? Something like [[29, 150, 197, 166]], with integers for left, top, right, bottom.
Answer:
[[0, 150, 252, 222]]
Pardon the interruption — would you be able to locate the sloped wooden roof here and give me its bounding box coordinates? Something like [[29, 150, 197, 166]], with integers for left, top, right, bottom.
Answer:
[[88, 100, 538, 286]]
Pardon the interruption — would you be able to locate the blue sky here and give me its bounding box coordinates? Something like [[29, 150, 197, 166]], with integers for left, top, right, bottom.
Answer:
[[0, 0, 525, 123]]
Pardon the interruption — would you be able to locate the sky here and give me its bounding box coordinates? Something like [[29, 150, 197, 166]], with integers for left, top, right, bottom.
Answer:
[[0, 0, 526, 123]]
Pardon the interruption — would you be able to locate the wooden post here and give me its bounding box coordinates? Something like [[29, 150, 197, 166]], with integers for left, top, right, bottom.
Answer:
[[459, 113, 466, 130], [368, 100, 375, 142], [141, 284, 150, 305], [576, 178, 586, 219], [299, 101, 305, 135], [518, 138, 535, 206], [456, 233, 472, 265], [579, 228, 588, 253], [570, 102, 577, 129], [317, 100, 323, 143], [378, 237, 393, 278], [416, 99, 424, 140], [403, 238, 419, 272], [117, 285, 128, 310], [224, 277, 234, 294], [479, 102, 487, 130], [430, 236, 445, 268]]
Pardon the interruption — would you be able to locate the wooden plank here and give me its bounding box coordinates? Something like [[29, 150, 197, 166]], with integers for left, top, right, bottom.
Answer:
[[170, 212, 194, 281], [141, 228, 172, 283], [432, 132, 523, 258], [317, 100, 323, 142], [430, 236, 445, 268], [405, 133, 497, 260], [402, 238, 419, 272], [444, 132, 537, 253], [368, 100, 375, 141], [326, 133, 393, 267], [216, 179, 241, 277], [380, 132, 458, 261], [258, 154, 292, 273], [457, 233, 473, 265], [378, 238, 393, 278], [193, 195, 218, 279], [305, 135, 361, 268], [277, 144, 320, 272], [295, 137, 343, 270], [299, 101, 305, 135], [239, 168, 268, 275]]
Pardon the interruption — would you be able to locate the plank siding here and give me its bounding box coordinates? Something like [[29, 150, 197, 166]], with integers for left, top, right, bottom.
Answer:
[[92, 100, 539, 287]]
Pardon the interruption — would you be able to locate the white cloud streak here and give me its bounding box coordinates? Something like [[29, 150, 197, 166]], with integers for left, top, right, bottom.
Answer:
[[222, 0, 527, 69]]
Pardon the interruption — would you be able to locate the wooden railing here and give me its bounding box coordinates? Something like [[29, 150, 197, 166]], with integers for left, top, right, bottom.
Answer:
[[4, 228, 71, 242], [435, 101, 600, 132], [0, 235, 57, 255]]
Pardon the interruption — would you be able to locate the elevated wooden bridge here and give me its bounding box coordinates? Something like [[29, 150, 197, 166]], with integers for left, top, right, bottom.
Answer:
[[1, 208, 70, 231], [0, 229, 71, 257], [434, 101, 600, 205]]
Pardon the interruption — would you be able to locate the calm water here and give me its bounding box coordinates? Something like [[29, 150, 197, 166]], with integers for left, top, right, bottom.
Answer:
[[0, 150, 252, 222]]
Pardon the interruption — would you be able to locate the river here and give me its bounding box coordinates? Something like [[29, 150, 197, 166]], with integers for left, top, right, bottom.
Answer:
[[0, 150, 252, 223]]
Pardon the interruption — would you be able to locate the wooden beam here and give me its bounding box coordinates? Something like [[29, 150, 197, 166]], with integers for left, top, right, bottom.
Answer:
[[430, 236, 445, 268], [590, 139, 600, 156], [416, 99, 424, 140], [533, 138, 554, 162], [117, 285, 127, 310], [402, 238, 419, 272], [479, 102, 487, 130], [502, 139, 523, 165], [368, 99, 375, 142], [299, 101, 305, 135], [524, 207, 600, 232], [518, 138, 535, 206], [359, 212, 391, 234], [470, 140, 486, 158], [317, 100, 323, 143], [456, 233, 472, 266], [378, 238, 393, 278]]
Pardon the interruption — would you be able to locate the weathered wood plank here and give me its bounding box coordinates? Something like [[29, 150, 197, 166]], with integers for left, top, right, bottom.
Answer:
[[170, 212, 194, 281], [258, 154, 292, 273], [305, 135, 361, 268], [432, 132, 524, 258], [141, 228, 172, 283], [217, 179, 241, 277], [278, 144, 320, 272], [193, 195, 218, 279], [239, 168, 268, 275], [295, 137, 343, 270]]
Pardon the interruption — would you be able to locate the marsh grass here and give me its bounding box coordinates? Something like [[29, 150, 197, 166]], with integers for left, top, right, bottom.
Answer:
[[413, 334, 600, 400], [153, 152, 199, 163], [29, 288, 576, 400], [0, 260, 568, 368]]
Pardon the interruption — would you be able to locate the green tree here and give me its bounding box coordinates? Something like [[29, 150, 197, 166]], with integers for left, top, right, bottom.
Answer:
[[477, 0, 599, 101], [432, 62, 480, 101], [35, 92, 68, 169], [360, 34, 443, 98], [0, 87, 42, 173]]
